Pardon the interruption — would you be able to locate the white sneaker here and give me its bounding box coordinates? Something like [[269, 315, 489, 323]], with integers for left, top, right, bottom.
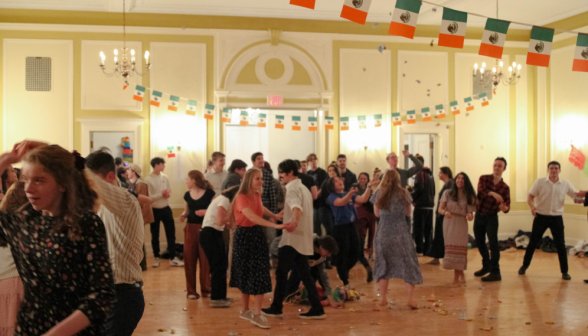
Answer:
[[153, 258, 160, 268], [188, 295, 198, 300], [250, 314, 270, 329], [239, 310, 254, 321], [169, 257, 184, 267]]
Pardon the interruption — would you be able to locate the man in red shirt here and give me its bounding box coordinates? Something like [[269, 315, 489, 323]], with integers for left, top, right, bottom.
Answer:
[[473, 158, 511, 282]]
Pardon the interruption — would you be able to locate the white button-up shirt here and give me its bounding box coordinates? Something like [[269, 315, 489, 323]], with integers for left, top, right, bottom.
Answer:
[[529, 177, 578, 216], [279, 178, 314, 256]]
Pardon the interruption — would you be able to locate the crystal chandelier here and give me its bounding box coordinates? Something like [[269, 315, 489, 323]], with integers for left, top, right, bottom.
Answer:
[[99, 0, 151, 82]]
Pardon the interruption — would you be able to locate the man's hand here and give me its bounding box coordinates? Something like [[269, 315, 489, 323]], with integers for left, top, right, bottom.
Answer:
[[574, 197, 585, 204], [499, 203, 508, 213], [275, 210, 284, 222], [489, 191, 504, 204], [466, 213, 473, 221], [402, 150, 410, 157], [195, 210, 206, 217], [530, 206, 537, 217], [162, 190, 171, 199], [284, 222, 298, 233]]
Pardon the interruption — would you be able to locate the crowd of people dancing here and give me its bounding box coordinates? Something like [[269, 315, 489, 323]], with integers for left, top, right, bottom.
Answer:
[[0, 140, 586, 334]]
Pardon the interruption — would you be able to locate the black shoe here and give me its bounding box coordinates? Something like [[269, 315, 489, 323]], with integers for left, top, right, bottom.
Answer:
[[518, 266, 527, 275], [562, 273, 571, 281], [300, 308, 326, 320], [481, 273, 502, 282], [366, 265, 373, 283], [583, 279, 588, 284], [474, 267, 490, 277], [261, 306, 283, 318]]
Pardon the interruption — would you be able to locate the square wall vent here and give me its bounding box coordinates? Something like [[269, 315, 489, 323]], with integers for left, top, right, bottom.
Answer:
[[26, 57, 52, 92]]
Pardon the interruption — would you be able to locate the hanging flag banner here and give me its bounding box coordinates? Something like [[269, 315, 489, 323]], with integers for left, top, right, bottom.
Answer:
[[240, 111, 249, 126], [186, 100, 197, 116], [341, 117, 350, 131], [389, 0, 421, 39], [421, 107, 432, 122], [222, 108, 231, 123], [464, 97, 474, 111], [392, 113, 402, 126], [435, 104, 446, 118], [374, 114, 383, 127], [325, 116, 334, 130], [150, 91, 162, 107], [167, 146, 176, 159], [340, 0, 372, 25], [450, 101, 460, 115], [292, 116, 302, 131], [527, 26, 554, 67], [573, 33, 588, 73], [275, 115, 285, 129], [569, 145, 586, 170], [133, 85, 145, 102], [438, 8, 468, 49], [479, 18, 511, 59], [257, 113, 267, 127], [407, 110, 416, 124], [358, 116, 367, 129], [204, 104, 214, 120], [168, 95, 180, 111], [308, 117, 318, 131], [479, 93, 489, 107], [123, 82, 128, 90], [290, 0, 315, 10]]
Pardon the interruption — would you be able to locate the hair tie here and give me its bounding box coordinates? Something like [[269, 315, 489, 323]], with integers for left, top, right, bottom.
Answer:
[[72, 151, 86, 171]]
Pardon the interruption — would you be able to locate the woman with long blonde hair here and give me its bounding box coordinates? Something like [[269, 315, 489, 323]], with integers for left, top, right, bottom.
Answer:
[[371, 170, 422, 309], [228, 168, 285, 329]]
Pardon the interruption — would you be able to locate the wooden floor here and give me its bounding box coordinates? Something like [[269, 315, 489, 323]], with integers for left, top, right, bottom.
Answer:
[[135, 250, 588, 335]]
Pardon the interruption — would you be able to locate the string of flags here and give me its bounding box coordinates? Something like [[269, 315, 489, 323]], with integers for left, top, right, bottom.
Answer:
[[289, 0, 588, 72], [131, 85, 217, 118]]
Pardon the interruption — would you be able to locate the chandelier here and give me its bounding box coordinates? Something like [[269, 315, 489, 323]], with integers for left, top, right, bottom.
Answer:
[[99, 0, 151, 82]]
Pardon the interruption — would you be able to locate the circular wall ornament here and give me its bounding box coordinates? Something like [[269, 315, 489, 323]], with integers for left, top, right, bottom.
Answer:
[[255, 51, 294, 87]]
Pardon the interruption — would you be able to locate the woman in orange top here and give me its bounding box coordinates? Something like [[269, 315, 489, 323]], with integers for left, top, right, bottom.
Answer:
[[229, 168, 286, 329]]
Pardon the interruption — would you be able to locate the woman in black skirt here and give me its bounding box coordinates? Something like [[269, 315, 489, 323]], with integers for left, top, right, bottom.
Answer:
[[425, 167, 454, 265], [229, 169, 285, 329]]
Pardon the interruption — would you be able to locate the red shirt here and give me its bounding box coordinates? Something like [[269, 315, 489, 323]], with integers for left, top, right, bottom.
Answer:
[[234, 192, 263, 227], [476, 174, 511, 215]]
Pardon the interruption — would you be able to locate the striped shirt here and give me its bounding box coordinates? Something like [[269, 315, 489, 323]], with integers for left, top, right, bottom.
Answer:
[[89, 172, 144, 285]]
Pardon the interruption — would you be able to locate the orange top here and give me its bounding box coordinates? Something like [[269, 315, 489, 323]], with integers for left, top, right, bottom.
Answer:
[[234, 192, 263, 227]]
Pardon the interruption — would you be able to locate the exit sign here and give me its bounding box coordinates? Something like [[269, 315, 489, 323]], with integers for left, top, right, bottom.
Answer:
[[267, 95, 283, 107]]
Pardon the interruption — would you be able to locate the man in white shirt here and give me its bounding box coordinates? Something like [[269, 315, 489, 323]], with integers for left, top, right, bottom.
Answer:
[[262, 159, 326, 320], [519, 161, 586, 280], [204, 151, 228, 195], [144, 157, 184, 268]]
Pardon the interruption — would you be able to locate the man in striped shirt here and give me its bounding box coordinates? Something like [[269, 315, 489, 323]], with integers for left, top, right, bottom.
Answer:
[[86, 150, 145, 336]]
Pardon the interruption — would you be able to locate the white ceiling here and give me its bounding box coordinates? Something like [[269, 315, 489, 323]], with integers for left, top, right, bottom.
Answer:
[[1, 0, 587, 29]]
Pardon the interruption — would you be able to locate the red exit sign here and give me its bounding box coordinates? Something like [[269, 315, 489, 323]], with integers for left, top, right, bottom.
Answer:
[[267, 95, 283, 107]]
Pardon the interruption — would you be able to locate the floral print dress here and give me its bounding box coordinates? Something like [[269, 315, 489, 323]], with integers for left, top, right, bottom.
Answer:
[[0, 207, 116, 336]]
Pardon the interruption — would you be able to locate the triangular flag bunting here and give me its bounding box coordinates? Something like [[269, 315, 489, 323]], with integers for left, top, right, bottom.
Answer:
[[341, 117, 349, 131], [168, 95, 180, 111], [389, 0, 421, 39], [289, 0, 315, 10], [275, 115, 285, 129], [421, 107, 432, 122], [308, 117, 318, 131], [438, 8, 467, 49], [569, 145, 586, 169], [292, 116, 302, 131], [186, 100, 197, 116], [374, 114, 383, 127], [325, 116, 334, 130], [123, 82, 128, 90], [573, 33, 588, 72], [240, 111, 249, 126], [407, 110, 416, 124], [527, 26, 554, 67], [464, 97, 474, 111], [133, 85, 145, 102], [450, 101, 460, 115], [479, 93, 489, 107], [222, 108, 231, 123], [341, 0, 372, 25], [150, 91, 162, 107], [358, 116, 367, 129], [392, 112, 402, 126], [435, 104, 446, 118], [204, 104, 214, 120], [479, 18, 510, 59], [257, 113, 267, 127]]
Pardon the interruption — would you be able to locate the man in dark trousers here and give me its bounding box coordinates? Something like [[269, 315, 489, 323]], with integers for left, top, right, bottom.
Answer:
[[411, 155, 435, 255]]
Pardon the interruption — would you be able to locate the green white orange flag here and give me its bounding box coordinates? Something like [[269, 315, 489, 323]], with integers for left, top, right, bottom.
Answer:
[[325, 116, 334, 130], [275, 115, 285, 129], [438, 8, 468, 49], [204, 104, 214, 120], [150, 91, 162, 107], [479, 18, 510, 59], [292, 116, 302, 131], [527, 26, 554, 67], [133, 85, 145, 102], [240, 111, 249, 126], [479, 93, 489, 107], [358, 116, 367, 129], [257, 113, 267, 127], [222, 108, 231, 123], [392, 113, 402, 126], [341, 0, 372, 25], [389, 0, 421, 39], [450, 101, 460, 115], [309, 117, 318, 131], [421, 107, 432, 122], [290, 0, 315, 10], [435, 104, 446, 118], [573, 33, 588, 72], [341, 117, 349, 131], [464, 97, 474, 111], [374, 114, 383, 127], [186, 100, 197, 116], [168, 95, 180, 111], [407, 110, 416, 124]]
